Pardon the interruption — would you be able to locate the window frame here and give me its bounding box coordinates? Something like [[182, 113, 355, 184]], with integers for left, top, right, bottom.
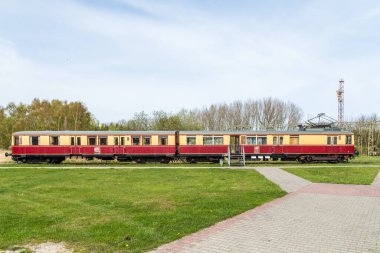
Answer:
[[160, 136, 168, 145], [257, 136, 267, 145], [132, 136, 140, 145], [246, 136, 257, 145], [143, 136, 151, 145], [99, 136, 108, 146], [186, 136, 196, 145], [88, 136, 97, 146], [346, 135, 352, 145], [30, 136, 39, 146]]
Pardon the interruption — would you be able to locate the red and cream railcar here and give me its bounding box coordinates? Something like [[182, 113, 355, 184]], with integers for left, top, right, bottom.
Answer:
[[9, 131, 177, 164], [7, 129, 355, 163], [178, 130, 355, 163]]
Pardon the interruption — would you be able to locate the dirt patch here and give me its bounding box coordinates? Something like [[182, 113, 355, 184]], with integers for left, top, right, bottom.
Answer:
[[3, 242, 73, 253], [0, 150, 12, 164]]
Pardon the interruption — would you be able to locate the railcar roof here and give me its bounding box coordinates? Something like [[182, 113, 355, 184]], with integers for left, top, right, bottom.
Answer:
[[13, 129, 353, 135], [13, 131, 176, 135]]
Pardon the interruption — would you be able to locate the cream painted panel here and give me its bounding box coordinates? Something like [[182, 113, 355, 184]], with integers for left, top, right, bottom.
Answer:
[[152, 135, 159, 145], [267, 135, 273, 145], [299, 135, 326, 145], [21, 136, 29, 145], [60, 136, 70, 145], [40, 136, 49, 145], [108, 136, 114, 145], [125, 136, 132, 145], [179, 135, 187, 145], [223, 135, 230, 145], [168, 135, 175, 145], [80, 136, 87, 145], [196, 135, 203, 145]]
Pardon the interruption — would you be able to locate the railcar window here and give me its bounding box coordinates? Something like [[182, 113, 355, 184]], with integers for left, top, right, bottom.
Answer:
[[121, 137, 125, 145], [143, 137, 151, 145], [214, 137, 223, 145], [50, 136, 59, 145], [88, 137, 97, 145], [114, 137, 119, 145], [187, 137, 196, 145], [279, 137, 284, 145], [30, 136, 39, 146], [247, 137, 256, 145], [333, 136, 338, 145], [71, 137, 75, 145], [14, 136, 19, 146], [203, 136, 213, 145], [346, 135, 352, 145], [160, 136, 167, 145], [257, 136, 267, 145], [273, 137, 278, 145], [99, 137, 108, 145], [77, 137, 81, 146], [327, 136, 331, 145], [132, 137, 140, 145]]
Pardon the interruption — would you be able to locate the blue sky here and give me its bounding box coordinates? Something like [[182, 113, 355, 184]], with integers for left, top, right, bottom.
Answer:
[[0, 0, 379, 122]]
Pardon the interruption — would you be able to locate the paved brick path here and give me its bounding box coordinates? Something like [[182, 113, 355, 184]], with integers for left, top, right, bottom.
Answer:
[[372, 171, 380, 186], [254, 167, 311, 193], [151, 168, 380, 253]]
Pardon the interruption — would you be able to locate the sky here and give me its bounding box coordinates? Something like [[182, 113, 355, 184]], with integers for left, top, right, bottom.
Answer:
[[0, 0, 379, 123]]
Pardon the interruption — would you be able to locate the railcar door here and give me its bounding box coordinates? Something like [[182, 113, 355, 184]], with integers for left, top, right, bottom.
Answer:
[[230, 135, 240, 154]]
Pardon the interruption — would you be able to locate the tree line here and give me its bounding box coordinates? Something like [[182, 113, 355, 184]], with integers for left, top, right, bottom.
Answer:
[[0, 98, 378, 155]]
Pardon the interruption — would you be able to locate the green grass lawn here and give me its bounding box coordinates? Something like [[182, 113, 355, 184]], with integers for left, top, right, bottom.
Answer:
[[0, 168, 284, 253], [284, 167, 380, 185]]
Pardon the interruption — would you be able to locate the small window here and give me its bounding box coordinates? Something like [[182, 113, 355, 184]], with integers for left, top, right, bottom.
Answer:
[[346, 135, 352, 145], [214, 136, 223, 145], [160, 136, 167, 145], [203, 136, 213, 145], [143, 136, 151, 145], [241, 136, 246, 145], [333, 136, 338, 145], [77, 137, 81, 146], [132, 136, 140, 145], [327, 136, 331, 145], [187, 136, 196, 145], [30, 136, 39, 146], [14, 136, 20, 146], [71, 137, 75, 146], [121, 137, 125, 145], [273, 137, 278, 145], [247, 137, 256, 145], [114, 137, 119, 145], [50, 136, 59, 145], [99, 137, 108, 145], [88, 136, 97, 145], [279, 137, 284, 145], [257, 136, 267, 145]]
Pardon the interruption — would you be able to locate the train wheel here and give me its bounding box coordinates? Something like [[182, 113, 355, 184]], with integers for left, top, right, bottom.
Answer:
[[305, 156, 313, 163]]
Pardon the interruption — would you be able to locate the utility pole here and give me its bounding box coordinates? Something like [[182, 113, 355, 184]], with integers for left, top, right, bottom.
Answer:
[[336, 79, 344, 128]]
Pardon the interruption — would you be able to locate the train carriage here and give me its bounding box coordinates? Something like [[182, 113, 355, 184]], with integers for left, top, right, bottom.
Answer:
[[7, 128, 355, 164]]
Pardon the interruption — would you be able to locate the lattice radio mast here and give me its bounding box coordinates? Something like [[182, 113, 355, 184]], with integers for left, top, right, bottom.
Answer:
[[336, 79, 344, 127]]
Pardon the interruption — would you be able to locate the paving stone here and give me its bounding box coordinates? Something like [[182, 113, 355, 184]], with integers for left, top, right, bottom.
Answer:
[[150, 168, 380, 253], [254, 167, 311, 193], [372, 171, 380, 186]]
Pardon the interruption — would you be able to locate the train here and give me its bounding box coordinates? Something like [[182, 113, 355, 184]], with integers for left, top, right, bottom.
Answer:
[[5, 128, 355, 164]]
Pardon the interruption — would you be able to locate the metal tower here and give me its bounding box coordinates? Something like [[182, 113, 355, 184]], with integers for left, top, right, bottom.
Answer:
[[336, 79, 344, 127]]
